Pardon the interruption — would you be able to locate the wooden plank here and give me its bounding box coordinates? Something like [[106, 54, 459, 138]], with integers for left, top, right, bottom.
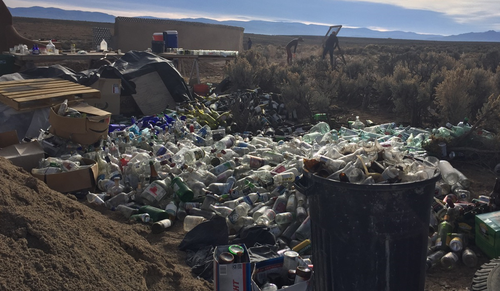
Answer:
[[14, 89, 100, 102], [0, 78, 102, 111], [0, 81, 76, 91], [0, 78, 61, 86], [4, 87, 99, 99]]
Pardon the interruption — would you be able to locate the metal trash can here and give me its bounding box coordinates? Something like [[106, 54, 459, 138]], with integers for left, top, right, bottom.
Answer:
[[295, 170, 440, 291]]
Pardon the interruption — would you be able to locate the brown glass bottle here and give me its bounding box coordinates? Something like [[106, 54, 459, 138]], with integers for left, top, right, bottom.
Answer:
[[489, 178, 500, 211], [149, 161, 160, 183]]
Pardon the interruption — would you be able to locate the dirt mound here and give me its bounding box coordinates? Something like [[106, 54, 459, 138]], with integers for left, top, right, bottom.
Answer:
[[0, 157, 211, 291]]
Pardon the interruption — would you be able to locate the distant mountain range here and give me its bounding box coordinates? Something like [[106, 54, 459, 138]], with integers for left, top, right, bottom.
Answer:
[[8, 6, 500, 42]]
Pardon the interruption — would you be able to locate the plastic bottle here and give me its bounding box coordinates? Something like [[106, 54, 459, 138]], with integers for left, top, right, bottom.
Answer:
[[183, 215, 206, 232], [100, 39, 108, 51], [46, 40, 55, 54]]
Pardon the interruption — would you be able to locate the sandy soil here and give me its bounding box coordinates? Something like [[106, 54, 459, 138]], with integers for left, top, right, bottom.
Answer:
[[0, 158, 211, 291]]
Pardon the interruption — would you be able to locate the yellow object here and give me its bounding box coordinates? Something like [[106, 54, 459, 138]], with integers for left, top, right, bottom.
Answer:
[[292, 239, 311, 253]]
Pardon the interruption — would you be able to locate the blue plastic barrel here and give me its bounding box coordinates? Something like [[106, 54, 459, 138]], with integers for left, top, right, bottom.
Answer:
[[163, 30, 178, 49]]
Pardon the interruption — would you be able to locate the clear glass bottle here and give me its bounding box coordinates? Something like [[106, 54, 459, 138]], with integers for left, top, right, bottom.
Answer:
[[227, 202, 252, 225], [351, 116, 365, 130], [108, 177, 124, 196], [462, 247, 478, 268], [140, 176, 173, 208], [183, 215, 207, 232], [440, 251, 460, 269]]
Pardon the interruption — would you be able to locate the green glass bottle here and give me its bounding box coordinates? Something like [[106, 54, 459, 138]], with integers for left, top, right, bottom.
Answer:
[[139, 205, 170, 223], [171, 176, 194, 202], [437, 214, 454, 250]]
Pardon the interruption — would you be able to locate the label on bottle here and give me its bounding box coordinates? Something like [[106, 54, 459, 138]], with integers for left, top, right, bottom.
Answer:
[[271, 165, 286, 175], [278, 172, 296, 184], [143, 183, 167, 202], [228, 211, 240, 224], [249, 156, 265, 168]]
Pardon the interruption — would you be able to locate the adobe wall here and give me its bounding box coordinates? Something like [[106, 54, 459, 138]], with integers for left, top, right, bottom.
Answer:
[[114, 17, 244, 52]]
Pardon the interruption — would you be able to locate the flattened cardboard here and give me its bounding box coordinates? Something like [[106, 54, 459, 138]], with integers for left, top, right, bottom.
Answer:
[[86, 78, 121, 115], [214, 244, 252, 291], [0, 140, 45, 171], [31, 158, 98, 193], [49, 103, 111, 145], [0, 130, 19, 148]]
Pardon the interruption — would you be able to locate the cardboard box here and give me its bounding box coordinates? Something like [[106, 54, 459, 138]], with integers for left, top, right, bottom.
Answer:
[[31, 158, 98, 193], [476, 211, 500, 259], [86, 78, 121, 115], [0, 130, 45, 171], [49, 102, 111, 145], [251, 256, 311, 291], [214, 244, 252, 291]]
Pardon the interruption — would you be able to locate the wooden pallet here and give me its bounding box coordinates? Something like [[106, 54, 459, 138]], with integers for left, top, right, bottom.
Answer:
[[0, 78, 101, 111]]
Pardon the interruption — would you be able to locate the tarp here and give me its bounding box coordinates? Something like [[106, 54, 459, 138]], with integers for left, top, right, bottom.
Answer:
[[109, 50, 193, 115], [0, 51, 193, 139]]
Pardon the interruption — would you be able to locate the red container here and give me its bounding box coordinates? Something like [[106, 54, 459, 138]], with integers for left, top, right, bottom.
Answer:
[[152, 33, 163, 41], [193, 83, 210, 96]]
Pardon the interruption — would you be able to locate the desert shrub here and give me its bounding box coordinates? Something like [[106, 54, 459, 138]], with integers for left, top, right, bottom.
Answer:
[[226, 57, 255, 89], [476, 94, 500, 134], [372, 75, 394, 110], [434, 67, 475, 124], [467, 68, 495, 116], [389, 65, 430, 126], [376, 53, 399, 76], [482, 49, 500, 73], [255, 63, 288, 92], [280, 72, 313, 120], [493, 65, 500, 95]]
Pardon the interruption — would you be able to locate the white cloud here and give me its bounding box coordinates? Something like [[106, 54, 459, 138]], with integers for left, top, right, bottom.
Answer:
[[344, 0, 500, 24]]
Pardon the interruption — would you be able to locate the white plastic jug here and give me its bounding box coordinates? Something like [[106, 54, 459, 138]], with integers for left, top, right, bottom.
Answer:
[[46, 40, 55, 54], [100, 39, 108, 51]]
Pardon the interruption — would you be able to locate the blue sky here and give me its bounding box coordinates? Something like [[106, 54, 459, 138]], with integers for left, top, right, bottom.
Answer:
[[4, 0, 500, 35]]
